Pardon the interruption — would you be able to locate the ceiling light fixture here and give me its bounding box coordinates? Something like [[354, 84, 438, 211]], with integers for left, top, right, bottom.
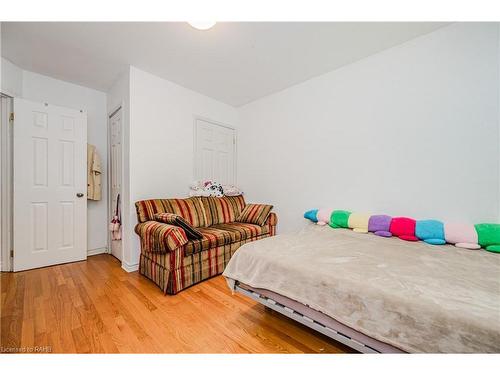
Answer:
[[188, 21, 216, 31]]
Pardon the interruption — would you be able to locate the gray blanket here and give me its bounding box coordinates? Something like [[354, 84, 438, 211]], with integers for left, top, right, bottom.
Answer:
[[223, 224, 500, 353]]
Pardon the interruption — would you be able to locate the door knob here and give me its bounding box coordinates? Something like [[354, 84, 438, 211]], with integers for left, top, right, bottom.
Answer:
[[76, 193, 84, 198]]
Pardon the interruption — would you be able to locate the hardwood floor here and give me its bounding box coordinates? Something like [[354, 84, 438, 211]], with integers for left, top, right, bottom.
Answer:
[[1, 254, 352, 353]]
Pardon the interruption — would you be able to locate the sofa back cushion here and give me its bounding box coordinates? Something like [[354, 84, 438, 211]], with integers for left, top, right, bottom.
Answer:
[[236, 203, 273, 226], [154, 213, 204, 240], [201, 195, 246, 226], [135, 197, 208, 227]]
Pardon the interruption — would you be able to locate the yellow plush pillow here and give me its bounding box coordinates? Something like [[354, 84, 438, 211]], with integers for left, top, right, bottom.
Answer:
[[348, 213, 371, 233]]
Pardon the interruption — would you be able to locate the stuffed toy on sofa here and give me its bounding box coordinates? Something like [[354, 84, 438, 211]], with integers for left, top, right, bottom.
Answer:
[[415, 220, 446, 245], [390, 217, 418, 241], [368, 215, 393, 237], [475, 223, 500, 253], [348, 213, 371, 233], [189, 180, 225, 197], [330, 210, 351, 228], [316, 208, 334, 226], [443, 223, 480, 249]]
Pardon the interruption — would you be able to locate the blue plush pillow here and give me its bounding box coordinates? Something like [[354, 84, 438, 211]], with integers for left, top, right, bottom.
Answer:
[[416, 220, 446, 245], [304, 209, 319, 222]]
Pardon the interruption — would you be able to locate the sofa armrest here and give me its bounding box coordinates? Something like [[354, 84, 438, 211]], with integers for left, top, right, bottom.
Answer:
[[265, 212, 278, 227], [135, 221, 188, 253]]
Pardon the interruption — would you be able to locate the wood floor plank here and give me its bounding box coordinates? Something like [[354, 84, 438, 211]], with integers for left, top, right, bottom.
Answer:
[[1, 273, 25, 350], [0, 254, 352, 353]]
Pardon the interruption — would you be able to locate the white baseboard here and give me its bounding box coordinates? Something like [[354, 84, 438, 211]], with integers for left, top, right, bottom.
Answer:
[[122, 261, 139, 273], [0, 260, 11, 272], [87, 247, 108, 257]]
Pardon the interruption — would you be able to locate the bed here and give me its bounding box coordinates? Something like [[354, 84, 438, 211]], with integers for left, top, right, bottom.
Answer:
[[222, 224, 500, 353]]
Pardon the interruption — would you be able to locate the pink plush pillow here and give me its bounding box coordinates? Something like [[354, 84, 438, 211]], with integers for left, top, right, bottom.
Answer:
[[444, 223, 480, 250], [390, 217, 418, 241], [316, 208, 333, 226]]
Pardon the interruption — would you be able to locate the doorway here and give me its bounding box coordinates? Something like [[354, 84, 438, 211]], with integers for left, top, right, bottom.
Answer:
[[108, 107, 123, 261]]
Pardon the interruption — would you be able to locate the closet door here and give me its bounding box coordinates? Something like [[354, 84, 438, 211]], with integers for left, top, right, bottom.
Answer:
[[194, 118, 236, 185], [13, 99, 87, 271]]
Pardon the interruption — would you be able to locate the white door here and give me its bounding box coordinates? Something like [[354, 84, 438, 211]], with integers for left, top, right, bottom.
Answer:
[[109, 108, 122, 261], [194, 118, 236, 185], [13, 99, 87, 271]]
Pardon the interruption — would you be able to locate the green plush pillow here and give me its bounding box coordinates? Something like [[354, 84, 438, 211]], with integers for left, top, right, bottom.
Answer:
[[486, 245, 500, 253], [330, 210, 351, 228], [475, 223, 500, 249]]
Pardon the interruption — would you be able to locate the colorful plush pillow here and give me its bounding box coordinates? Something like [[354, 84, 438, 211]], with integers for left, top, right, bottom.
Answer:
[[348, 213, 370, 233], [154, 213, 203, 240], [316, 208, 334, 226], [443, 223, 480, 249], [368, 215, 393, 237], [301, 205, 500, 254], [475, 223, 500, 253], [236, 204, 273, 226], [304, 209, 319, 223], [415, 220, 445, 245], [330, 210, 351, 228], [390, 217, 418, 241]]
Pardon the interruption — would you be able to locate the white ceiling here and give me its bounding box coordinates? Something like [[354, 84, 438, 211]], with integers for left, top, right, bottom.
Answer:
[[1, 22, 448, 107]]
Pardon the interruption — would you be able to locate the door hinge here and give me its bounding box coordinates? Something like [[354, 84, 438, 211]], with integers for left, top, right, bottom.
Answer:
[[10, 249, 14, 258], [9, 112, 14, 123]]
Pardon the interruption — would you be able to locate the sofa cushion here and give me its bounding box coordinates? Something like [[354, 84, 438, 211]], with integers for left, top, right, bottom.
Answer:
[[184, 227, 235, 255], [200, 195, 246, 226], [236, 204, 274, 226], [212, 222, 269, 242], [135, 221, 189, 253], [183, 222, 269, 256], [154, 213, 203, 240], [136, 197, 208, 227]]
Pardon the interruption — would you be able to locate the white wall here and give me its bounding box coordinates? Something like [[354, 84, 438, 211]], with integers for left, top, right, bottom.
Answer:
[[1, 58, 23, 97], [238, 23, 500, 233], [7, 68, 109, 253], [498, 24, 500, 222], [121, 66, 238, 269]]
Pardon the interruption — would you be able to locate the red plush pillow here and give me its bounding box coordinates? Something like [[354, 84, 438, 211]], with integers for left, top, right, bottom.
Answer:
[[390, 217, 418, 241]]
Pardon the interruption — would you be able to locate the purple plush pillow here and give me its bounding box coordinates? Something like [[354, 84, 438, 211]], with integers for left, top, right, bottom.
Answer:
[[368, 215, 393, 237]]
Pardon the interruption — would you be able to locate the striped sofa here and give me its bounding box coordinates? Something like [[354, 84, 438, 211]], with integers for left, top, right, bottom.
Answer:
[[135, 195, 277, 294]]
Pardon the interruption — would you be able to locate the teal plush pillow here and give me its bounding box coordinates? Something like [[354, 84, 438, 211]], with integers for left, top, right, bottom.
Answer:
[[415, 220, 446, 245], [304, 209, 318, 223]]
